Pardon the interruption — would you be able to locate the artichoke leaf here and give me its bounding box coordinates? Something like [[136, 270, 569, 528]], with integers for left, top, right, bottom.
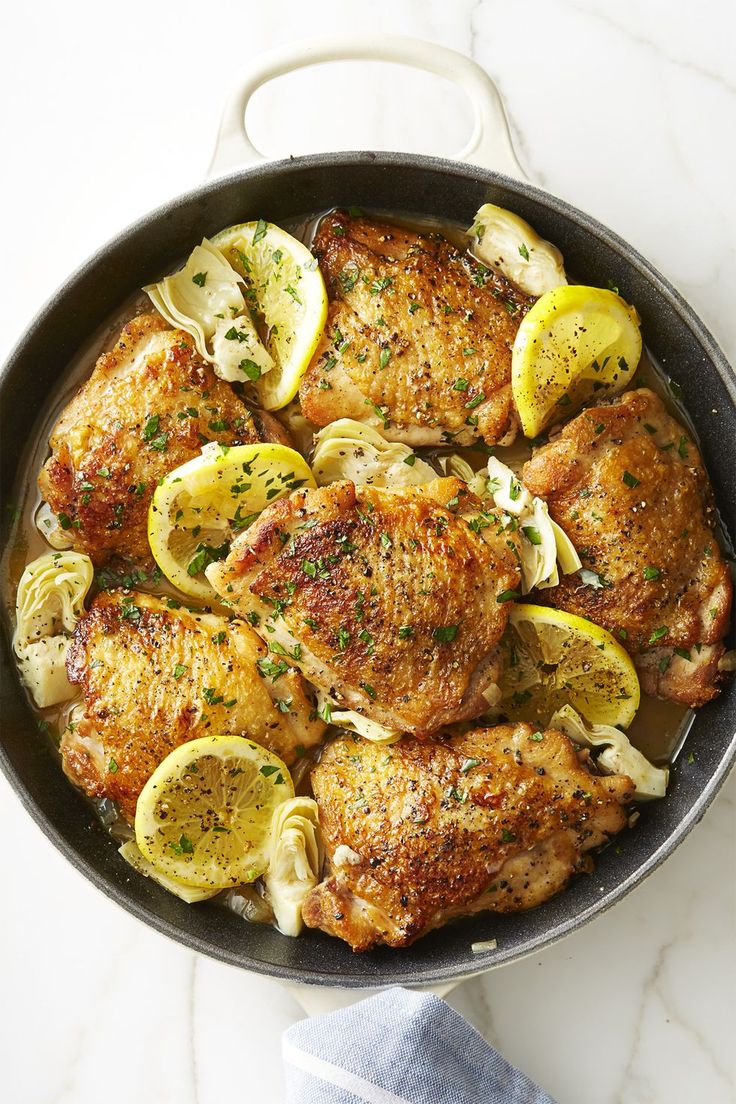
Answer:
[[144, 239, 273, 380], [312, 418, 435, 488], [484, 457, 579, 593], [551, 704, 668, 800], [468, 203, 567, 297], [14, 551, 94, 708], [17, 638, 72, 710], [439, 453, 487, 497], [315, 689, 401, 744], [264, 797, 323, 937]]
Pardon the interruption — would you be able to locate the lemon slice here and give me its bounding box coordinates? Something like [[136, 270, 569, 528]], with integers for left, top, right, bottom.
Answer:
[[148, 441, 315, 601], [499, 603, 640, 729], [512, 285, 642, 437], [212, 221, 328, 410], [135, 735, 295, 890]]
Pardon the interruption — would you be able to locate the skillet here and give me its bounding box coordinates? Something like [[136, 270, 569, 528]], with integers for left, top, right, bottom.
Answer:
[[1, 37, 734, 988]]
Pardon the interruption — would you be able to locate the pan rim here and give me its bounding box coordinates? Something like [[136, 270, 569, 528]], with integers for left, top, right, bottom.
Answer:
[[1, 149, 734, 987]]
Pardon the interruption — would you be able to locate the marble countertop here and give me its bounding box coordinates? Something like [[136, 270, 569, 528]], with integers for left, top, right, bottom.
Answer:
[[1, 2, 734, 1101]]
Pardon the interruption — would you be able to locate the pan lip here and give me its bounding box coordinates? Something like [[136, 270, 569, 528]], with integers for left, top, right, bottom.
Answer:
[[1, 148, 735, 987], [2, 150, 734, 401], [2, 718, 734, 989]]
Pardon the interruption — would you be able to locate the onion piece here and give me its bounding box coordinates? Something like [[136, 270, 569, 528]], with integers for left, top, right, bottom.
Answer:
[[35, 501, 73, 549]]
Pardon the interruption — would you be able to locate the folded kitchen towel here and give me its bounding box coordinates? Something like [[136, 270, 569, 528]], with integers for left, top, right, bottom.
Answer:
[[283, 986, 557, 1103]]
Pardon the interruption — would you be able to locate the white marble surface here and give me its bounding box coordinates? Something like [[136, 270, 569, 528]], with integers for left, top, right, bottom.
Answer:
[[1, 1, 735, 1101]]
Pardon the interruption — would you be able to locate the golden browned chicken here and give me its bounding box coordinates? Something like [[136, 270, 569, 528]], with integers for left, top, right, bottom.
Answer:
[[39, 313, 287, 567], [523, 388, 733, 707], [207, 477, 521, 735], [299, 211, 532, 446], [302, 725, 633, 951], [62, 590, 324, 819]]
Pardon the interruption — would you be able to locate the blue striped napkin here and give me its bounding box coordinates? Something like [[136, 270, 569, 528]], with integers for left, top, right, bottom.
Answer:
[[283, 986, 557, 1103]]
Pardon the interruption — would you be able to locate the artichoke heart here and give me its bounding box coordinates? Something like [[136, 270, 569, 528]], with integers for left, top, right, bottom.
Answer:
[[439, 453, 487, 497], [144, 239, 274, 382], [264, 797, 323, 937], [13, 551, 93, 708], [312, 418, 435, 488], [485, 457, 581, 593], [468, 203, 567, 297], [551, 704, 668, 800]]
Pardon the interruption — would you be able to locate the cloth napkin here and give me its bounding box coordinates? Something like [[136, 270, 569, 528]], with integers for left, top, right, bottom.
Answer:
[[283, 986, 557, 1103]]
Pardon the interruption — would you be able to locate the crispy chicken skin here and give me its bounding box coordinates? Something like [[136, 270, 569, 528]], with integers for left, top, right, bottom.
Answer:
[[303, 726, 633, 951], [299, 211, 532, 446], [207, 477, 521, 735], [523, 389, 733, 707], [39, 313, 288, 566], [62, 590, 324, 819]]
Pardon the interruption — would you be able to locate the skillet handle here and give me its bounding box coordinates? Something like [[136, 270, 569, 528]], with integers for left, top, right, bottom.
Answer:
[[207, 35, 527, 180]]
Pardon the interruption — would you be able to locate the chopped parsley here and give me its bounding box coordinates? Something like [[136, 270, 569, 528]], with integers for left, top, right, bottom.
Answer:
[[259, 763, 281, 778], [496, 589, 519, 603], [432, 625, 458, 643], [142, 414, 160, 441], [256, 657, 289, 681], [240, 359, 262, 381]]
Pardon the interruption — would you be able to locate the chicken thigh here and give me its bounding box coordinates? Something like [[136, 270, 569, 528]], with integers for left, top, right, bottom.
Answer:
[[299, 211, 532, 446], [39, 313, 286, 566], [207, 477, 521, 735], [302, 725, 633, 951], [62, 590, 324, 819], [522, 389, 732, 707]]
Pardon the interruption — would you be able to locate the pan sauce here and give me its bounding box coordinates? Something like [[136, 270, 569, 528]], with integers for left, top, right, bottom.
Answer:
[[6, 206, 729, 855]]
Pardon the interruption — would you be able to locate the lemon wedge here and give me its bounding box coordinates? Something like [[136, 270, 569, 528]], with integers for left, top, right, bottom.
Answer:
[[135, 735, 295, 891], [512, 285, 642, 437], [499, 603, 640, 730], [212, 221, 328, 410], [148, 441, 315, 601]]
